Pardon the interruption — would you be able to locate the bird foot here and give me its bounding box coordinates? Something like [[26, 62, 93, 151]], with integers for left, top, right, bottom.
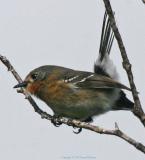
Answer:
[[51, 115, 62, 127], [67, 119, 83, 134], [73, 127, 82, 134]]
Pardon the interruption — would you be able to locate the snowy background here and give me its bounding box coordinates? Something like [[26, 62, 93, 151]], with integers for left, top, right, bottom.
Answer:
[[0, 0, 145, 160]]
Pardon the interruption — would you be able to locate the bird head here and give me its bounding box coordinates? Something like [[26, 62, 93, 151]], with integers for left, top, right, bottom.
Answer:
[[13, 65, 68, 95]]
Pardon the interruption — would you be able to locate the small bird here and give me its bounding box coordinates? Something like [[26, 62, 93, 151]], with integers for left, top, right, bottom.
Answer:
[[14, 12, 133, 132]]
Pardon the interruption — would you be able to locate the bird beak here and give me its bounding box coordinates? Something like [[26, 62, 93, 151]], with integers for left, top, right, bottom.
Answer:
[[13, 81, 28, 88]]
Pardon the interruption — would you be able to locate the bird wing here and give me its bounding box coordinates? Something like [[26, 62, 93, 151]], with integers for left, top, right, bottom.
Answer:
[[76, 75, 131, 91], [64, 71, 131, 91]]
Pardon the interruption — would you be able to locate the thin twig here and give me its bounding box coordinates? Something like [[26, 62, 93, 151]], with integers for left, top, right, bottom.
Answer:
[[102, 0, 145, 127], [0, 54, 145, 154], [0, 55, 52, 118]]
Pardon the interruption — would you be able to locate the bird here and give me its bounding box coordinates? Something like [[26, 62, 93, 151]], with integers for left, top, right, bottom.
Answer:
[[14, 12, 134, 133]]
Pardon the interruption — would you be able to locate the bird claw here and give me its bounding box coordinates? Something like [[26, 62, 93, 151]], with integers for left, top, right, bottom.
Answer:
[[67, 119, 83, 134], [51, 117, 82, 133], [73, 126, 82, 134], [51, 116, 62, 127], [73, 128, 82, 134]]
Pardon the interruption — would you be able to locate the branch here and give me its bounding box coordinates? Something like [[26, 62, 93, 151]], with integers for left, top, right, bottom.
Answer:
[[0, 54, 145, 154], [0, 55, 52, 117], [102, 0, 145, 127]]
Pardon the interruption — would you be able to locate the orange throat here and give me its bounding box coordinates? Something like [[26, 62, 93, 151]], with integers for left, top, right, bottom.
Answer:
[[26, 82, 43, 95]]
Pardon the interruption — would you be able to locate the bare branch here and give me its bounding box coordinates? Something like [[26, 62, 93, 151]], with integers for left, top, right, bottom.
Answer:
[[0, 54, 145, 154], [102, 0, 145, 127], [0, 55, 52, 117]]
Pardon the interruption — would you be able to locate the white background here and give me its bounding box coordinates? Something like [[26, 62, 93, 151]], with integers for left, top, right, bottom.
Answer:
[[0, 0, 145, 160]]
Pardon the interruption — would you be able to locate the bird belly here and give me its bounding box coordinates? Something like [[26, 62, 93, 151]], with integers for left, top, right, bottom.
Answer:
[[49, 97, 110, 120], [36, 82, 120, 120], [46, 89, 118, 121]]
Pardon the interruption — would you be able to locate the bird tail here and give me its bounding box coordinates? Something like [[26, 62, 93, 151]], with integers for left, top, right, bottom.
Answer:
[[95, 12, 134, 111], [112, 91, 134, 110], [94, 11, 119, 81]]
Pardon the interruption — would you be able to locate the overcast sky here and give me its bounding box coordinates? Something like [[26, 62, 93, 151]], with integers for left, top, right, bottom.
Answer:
[[0, 0, 145, 160]]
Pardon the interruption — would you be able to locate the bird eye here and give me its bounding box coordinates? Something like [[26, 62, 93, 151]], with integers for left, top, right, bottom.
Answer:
[[31, 73, 38, 80]]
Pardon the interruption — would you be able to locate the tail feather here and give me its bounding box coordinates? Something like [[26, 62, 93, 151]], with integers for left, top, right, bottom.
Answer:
[[112, 91, 134, 111], [94, 11, 118, 81], [95, 12, 133, 111], [99, 11, 114, 60]]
